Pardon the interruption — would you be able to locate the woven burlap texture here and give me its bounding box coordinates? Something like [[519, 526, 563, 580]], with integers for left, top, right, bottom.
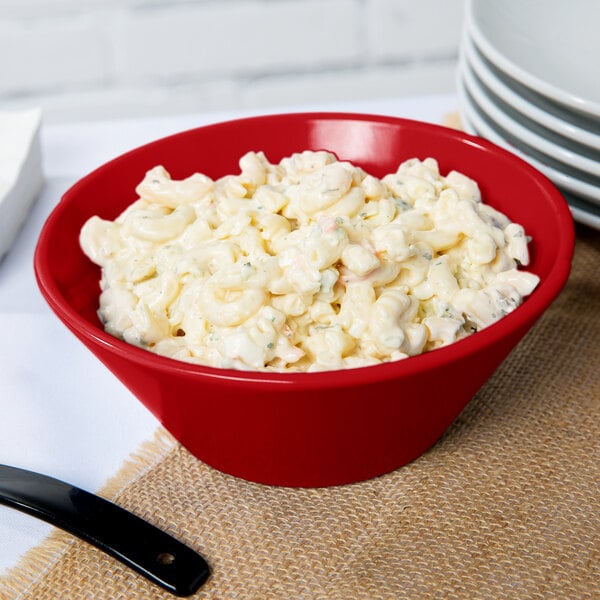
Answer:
[[2, 225, 599, 600]]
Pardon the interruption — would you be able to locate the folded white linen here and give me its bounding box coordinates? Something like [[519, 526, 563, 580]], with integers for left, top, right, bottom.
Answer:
[[0, 108, 44, 263]]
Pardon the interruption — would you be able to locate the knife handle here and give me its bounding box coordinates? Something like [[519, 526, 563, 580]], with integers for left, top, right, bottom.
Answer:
[[0, 464, 209, 597]]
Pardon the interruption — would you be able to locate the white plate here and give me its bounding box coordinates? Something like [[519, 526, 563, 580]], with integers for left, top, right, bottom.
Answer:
[[458, 99, 600, 231], [457, 75, 600, 203], [461, 33, 600, 151], [457, 76, 600, 231], [466, 0, 600, 120], [460, 55, 600, 179]]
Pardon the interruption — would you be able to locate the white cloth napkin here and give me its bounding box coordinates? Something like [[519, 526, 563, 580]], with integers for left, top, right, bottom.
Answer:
[[0, 108, 44, 263]]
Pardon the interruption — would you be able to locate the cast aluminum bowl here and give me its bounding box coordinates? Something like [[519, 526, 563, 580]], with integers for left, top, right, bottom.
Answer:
[[34, 113, 574, 487]]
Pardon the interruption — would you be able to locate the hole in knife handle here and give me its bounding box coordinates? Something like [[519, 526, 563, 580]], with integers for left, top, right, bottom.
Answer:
[[156, 552, 176, 565]]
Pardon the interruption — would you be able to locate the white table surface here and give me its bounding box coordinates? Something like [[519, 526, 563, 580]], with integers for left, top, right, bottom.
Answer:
[[0, 93, 457, 577]]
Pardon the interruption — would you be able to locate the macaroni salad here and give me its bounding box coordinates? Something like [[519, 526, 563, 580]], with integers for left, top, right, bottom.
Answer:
[[80, 150, 540, 372]]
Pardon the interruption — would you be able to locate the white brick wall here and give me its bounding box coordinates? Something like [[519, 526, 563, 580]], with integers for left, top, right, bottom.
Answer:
[[0, 15, 111, 94], [0, 0, 465, 123], [367, 0, 465, 60], [113, 1, 363, 81]]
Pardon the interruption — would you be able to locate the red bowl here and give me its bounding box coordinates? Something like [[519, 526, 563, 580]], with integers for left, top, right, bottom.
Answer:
[[34, 113, 574, 487]]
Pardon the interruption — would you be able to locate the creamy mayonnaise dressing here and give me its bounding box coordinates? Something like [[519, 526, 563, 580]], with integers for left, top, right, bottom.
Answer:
[[80, 151, 539, 372]]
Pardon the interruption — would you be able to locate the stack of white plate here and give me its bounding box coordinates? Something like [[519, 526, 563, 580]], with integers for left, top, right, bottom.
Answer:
[[457, 0, 600, 230]]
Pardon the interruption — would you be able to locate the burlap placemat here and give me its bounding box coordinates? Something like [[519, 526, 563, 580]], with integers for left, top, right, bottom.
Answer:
[[2, 223, 599, 600]]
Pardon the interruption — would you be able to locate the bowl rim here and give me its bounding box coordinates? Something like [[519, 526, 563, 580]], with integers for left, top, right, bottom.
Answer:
[[34, 111, 575, 391]]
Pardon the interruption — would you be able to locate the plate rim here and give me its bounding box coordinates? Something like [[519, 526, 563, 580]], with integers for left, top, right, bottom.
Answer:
[[458, 100, 600, 231], [466, 0, 600, 120], [459, 52, 600, 179], [457, 74, 600, 228], [461, 32, 600, 150]]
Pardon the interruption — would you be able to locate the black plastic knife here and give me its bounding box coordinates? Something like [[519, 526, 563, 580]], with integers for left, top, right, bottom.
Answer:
[[0, 464, 210, 596]]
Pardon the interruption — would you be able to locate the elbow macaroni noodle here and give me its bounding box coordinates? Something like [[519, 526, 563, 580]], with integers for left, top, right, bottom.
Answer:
[[80, 150, 540, 372]]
